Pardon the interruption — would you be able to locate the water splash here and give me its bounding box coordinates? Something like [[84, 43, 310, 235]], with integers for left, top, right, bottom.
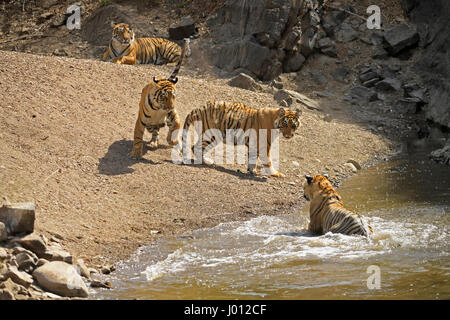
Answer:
[[141, 213, 449, 282]]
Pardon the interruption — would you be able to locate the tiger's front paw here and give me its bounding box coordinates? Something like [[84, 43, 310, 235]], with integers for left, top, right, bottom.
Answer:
[[202, 156, 214, 166], [130, 146, 143, 158], [271, 171, 285, 178], [149, 140, 159, 149], [112, 57, 122, 64], [248, 167, 261, 175], [167, 139, 179, 146]]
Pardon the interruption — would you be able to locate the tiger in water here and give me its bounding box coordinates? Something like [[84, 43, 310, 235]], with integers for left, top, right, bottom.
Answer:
[[181, 101, 301, 177], [103, 22, 190, 65], [303, 174, 373, 237]]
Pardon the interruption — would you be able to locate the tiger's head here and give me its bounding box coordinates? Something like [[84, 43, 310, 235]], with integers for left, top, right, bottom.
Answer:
[[276, 108, 301, 139], [150, 77, 178, 110], [303, 174, 341, 202], [111, 22, 135, 45]]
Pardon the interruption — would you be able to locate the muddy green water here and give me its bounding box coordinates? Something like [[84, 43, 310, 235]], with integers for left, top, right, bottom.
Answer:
[[94, 142, 450, 299]]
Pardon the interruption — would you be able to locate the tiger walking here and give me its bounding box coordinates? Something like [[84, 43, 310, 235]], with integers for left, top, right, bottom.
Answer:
[[129, 39, 189, 158], [181, 101, 301, 177]]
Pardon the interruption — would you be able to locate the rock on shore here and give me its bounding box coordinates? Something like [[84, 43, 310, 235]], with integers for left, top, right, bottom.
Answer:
[[0, 202, 100, 299], [33, 261, 89, 298]]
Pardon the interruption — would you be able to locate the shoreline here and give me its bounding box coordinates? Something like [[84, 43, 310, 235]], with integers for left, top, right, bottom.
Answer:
[[1, 50, 405, 299], [94, 142, 401, 267]]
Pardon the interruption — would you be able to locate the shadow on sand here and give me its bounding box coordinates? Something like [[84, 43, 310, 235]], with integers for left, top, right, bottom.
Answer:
[[98, 139, 160, 175], [163, 159, 269, 182]]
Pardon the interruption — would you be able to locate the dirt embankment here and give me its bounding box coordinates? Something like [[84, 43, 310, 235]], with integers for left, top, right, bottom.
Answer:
[[0, 49, 394, 267]]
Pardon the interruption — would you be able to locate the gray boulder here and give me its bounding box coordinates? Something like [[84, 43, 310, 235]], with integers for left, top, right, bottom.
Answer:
[[430, 141, 450, 165], [399, 98, 422, 113], [375, 78, 402, 91], [359, 71, 380, 83], [322, 7, 352, 37], [0, 202, 35, 235], [283, 53, 306, 73], [383, 23, 419, 55], [5, 265, 34, 288], [318, 37, 338, 58], [349, 86, 378, 104], [169, 15, 197, 40], [274, 89, 317, 111], [42, 246, 72, 263], [15, 233, 47, 257], [372, 46, 389, 59], [335, 23, 359, 43], [16, 251, 38, 273], [228, 73, 262, 92], [206, 0, 322, 80], [33, 261, 89, 298]]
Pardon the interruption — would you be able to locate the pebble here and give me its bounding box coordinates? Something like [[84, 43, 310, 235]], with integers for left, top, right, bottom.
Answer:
[[90, 279, 112, 289], [101, 265, 115, 275], [0, 248, 8, 259], [344, 162, 358, 173]]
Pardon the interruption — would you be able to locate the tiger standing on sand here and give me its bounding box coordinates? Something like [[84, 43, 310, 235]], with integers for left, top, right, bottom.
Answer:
[[181, 101, 301, 177], [303, 174, 373, 237], [103, 22, 190, 65], [129, 39, 189, 159]]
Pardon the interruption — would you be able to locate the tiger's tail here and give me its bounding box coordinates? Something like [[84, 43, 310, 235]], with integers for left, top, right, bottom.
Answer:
[[168, 38, 190, 82]]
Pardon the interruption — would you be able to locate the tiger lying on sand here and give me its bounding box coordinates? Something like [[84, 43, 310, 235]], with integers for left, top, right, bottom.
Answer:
[[103, 22, 190, 65], [303, 174, 373, 237]]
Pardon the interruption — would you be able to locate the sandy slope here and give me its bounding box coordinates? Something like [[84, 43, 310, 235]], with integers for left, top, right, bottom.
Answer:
[[0, 51, 392, 266]]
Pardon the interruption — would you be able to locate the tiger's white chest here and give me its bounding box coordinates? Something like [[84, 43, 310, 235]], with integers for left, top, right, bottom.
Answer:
[[110, 39, 133, 57]]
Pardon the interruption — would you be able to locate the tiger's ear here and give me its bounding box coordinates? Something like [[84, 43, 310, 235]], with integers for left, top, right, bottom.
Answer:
[[153, 77, 160, 83], [295, 108, 302, 118], [168, 77, 178, 84], [323, 173, 329, 179], [278, 108, 285, 117], [305, 175, 313, 184], [110, 21, 116, 28]]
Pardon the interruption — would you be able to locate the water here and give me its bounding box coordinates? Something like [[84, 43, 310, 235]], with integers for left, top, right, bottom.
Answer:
[[94, 142, 450, 300]]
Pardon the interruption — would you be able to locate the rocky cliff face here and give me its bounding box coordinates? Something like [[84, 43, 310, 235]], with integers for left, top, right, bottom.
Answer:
[[205, 0, 322, 80], [402, 0, 450, 130]]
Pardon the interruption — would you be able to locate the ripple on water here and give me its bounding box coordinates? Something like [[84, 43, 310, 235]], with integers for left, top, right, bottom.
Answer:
[[141, 213, 449, 282]]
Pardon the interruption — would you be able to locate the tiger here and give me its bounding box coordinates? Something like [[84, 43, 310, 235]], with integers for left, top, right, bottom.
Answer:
[[129, 39, 189, 158], [303, 174, 373, 237], [181, 101, 301, 177], [102, 22, 190, 65]]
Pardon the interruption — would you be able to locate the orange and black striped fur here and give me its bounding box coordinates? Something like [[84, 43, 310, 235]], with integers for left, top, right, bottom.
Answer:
[[182, 101, 301, 177], [103, 23, 189, 65], [303, 175, 373, 237], [129, 40, 189, 158]]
